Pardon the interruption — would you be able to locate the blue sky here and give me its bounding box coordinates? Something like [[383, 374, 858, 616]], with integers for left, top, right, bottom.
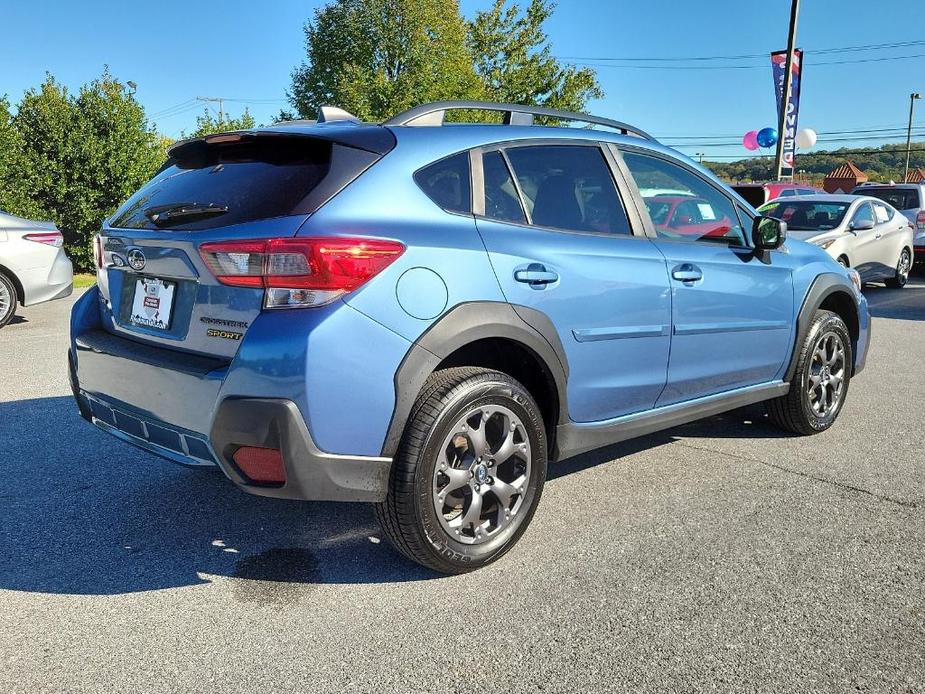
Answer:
[[1, 0, 923, 160]]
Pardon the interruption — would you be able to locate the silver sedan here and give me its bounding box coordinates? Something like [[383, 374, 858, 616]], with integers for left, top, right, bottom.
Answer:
[[0, 209, 74, 328], [760, 194, 915, 288]]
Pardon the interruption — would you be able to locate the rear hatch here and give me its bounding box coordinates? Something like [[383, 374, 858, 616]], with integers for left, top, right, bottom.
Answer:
[[96, 126, 394, 359], [856, 186, 922, 225]]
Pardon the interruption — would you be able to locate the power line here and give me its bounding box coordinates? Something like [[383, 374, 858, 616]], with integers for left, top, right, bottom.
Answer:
[[557, 39, 925, 63], [571, 52, 925, 71], [701, 147, 925, 160]]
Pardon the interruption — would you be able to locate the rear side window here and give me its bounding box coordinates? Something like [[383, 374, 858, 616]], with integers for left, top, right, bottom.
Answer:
[[732, 186, 766, 208], [859, 187, 921, 211], [111, 137, 337, 230], [503, 145, 632, 235], [414, 152, 471, 214]]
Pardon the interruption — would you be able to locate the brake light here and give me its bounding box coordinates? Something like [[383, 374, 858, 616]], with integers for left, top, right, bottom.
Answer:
[[24, 231, 64, 248], [94, 235, 103, 270], [916, 210, 925, 230], [199, 237, 405, 308]]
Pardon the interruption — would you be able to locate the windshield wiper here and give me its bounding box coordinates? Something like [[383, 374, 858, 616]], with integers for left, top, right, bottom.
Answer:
[[144, 203, 229, 227]]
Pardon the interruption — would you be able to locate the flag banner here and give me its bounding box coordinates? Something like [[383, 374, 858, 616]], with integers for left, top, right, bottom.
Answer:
[[771, 48, 803, 178]]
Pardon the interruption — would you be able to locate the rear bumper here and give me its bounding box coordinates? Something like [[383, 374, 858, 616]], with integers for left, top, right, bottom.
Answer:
[[68, 287, 393, 502], [20, 249, 73, 306]]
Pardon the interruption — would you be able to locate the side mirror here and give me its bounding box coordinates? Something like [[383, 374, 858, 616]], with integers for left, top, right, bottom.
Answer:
[[850, 218, 875, 231], [752, 216, 786, 250]]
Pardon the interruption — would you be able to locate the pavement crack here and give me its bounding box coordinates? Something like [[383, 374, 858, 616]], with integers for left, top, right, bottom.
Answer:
[[672, 440, 921, 510]]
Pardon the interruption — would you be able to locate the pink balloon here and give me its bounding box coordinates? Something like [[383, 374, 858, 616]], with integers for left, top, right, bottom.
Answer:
[[743, 130, 760, 151]]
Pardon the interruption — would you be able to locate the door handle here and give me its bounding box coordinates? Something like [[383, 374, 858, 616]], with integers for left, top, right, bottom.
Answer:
[[514, 263, 558, 287], [874, 232, 882, 239], [671, 263, 703, 283]]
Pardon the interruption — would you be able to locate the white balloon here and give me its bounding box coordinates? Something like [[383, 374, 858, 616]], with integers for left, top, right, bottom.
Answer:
[[796, 128, 817, 149]]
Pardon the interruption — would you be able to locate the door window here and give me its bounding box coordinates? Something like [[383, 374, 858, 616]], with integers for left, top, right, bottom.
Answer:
[[621, 151, 748, 246], [873, 202, 893, 223], [482, 150, 527, 224], [502, 145, 632, 235]]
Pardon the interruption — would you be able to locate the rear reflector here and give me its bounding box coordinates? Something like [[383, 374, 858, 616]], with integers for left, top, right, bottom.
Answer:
[[24, 231, 64, 247], [199, 237, 405, 308], [232, 446, 286, 484]]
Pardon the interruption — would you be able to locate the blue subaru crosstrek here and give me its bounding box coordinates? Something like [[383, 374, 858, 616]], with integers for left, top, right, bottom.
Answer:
[[69, 101, 871, 573]]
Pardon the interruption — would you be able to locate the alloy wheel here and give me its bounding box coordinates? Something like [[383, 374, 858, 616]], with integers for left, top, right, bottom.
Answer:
[[432, 404, 531, 545], [806, 331, 846, 418], [0, 280, 12, 322], [898, 249, 911, 282]]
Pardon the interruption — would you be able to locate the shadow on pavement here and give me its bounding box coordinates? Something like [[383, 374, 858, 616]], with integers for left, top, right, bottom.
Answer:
[[864, 275, 925, 321], [0, 396, 793, 595], [0, 396, 439, 595]]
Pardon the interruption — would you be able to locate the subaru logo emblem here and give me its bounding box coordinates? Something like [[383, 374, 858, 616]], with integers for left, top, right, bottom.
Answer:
[[127, 249, 146, 271]]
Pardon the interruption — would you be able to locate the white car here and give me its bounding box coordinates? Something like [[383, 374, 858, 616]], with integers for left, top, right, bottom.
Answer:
[[0, 209, 74, 327], [759, 194, 915, 288]]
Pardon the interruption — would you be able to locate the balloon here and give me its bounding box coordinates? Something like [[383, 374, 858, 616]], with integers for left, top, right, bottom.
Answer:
[[756, 127, 778, 149], [743, 130, 760, 151], [796, 127, 817, 149]]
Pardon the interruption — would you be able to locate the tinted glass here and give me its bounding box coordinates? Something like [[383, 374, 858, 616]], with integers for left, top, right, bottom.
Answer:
[[111, 138, 333, 230], [858, 187, 920, 210], [778, 189, 797, 197], [759, 200, 850, 231], [852, 202, 875, 227], [732, 185, 766, 207], [482, 151, 526, 223], [624, 152, 747, 245], [414, 152, 471, 214], [503, 145, 631, 235]]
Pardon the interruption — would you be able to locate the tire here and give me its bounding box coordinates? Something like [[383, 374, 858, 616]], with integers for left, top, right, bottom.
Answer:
[[0, 272, 18, 329], [375, 367, 547, 573], [767, 309, 852, 435], [885, 248, 911, 288]]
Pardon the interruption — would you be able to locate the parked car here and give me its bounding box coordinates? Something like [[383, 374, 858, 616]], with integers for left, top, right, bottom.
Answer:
[[0, 209, 73, 328], [732, 182, 822, 207], [759, 194, 914, 287], [850, 183, 925, 265], [643, 195, 736, 240], [69, 101, 870, 573]]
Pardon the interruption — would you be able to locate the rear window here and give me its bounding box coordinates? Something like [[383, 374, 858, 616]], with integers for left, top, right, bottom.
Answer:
[[857, 187, 921, 211], [732, 185, 766, 207], [110, 137, 335, 230]]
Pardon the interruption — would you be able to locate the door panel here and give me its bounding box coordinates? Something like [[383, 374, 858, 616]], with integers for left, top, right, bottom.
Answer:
[[653, 241, 793, 404], [477, 218, 672, 422]]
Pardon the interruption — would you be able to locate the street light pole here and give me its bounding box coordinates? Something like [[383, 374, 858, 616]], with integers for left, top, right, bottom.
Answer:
[[773, 0, 800, 181], [696, 152, 705, 164], [904, 92, 921, 182]]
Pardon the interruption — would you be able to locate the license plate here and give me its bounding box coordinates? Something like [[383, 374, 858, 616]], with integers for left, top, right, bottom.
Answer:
[[129, 277, 176, 331]]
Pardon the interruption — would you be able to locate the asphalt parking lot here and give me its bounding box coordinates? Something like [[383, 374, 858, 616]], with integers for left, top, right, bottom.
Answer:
[[1, 277, 924, 694]]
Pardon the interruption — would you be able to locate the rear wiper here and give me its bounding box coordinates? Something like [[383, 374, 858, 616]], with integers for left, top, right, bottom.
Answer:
[[144, 203, 229, 227]]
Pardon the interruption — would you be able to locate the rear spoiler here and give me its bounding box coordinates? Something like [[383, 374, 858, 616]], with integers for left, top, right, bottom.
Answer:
[[167, 123, 397, 162]]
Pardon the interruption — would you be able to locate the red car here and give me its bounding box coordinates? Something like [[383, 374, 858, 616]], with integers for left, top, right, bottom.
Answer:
[[644, 195, 734, 239], [732, 182, 822, 208]]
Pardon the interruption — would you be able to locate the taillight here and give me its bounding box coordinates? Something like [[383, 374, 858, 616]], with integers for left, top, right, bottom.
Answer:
[[916, 210, 925, 230], [199, 237, 405, 308], [94, 235, 103, 270], [24, 231, 64, 248]]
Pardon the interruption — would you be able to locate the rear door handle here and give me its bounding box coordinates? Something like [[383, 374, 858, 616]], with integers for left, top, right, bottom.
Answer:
[[671, 263, 703, 283], [514, 263, 558, 288]]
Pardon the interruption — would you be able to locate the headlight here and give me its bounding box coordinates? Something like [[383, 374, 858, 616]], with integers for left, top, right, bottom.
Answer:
[[813, 238, 836, 250], [846, 267, 862, 294]]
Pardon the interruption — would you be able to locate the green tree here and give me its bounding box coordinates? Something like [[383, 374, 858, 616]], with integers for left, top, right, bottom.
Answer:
[[13, 70, 165, 270], [288, 0, 481, 121], [185, 107, 256, 138], [0, 97, 42, 218], [467, 0, 602, 114]]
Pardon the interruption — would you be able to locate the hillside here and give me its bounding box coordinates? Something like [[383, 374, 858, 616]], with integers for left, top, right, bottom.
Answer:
[[706, 141, 925, 184]]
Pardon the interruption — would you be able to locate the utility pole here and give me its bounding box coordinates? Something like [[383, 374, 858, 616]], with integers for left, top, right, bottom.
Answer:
[[196, 96, 225, 124], [696, 152, 705, 165], [904, 93, 921, 182], [773, 0, 800, 181]]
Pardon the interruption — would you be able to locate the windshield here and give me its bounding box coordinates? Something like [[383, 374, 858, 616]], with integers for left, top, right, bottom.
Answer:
[[857, 187, 920, 211], [759, 200, 850, 231], [110, 137, 333, 230]]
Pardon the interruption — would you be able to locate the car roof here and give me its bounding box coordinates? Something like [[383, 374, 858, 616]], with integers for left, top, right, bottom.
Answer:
[[770, 194, 860, 204]]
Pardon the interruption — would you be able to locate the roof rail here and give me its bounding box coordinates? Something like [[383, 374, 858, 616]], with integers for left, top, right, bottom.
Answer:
[[383, 100, 656, 141]]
